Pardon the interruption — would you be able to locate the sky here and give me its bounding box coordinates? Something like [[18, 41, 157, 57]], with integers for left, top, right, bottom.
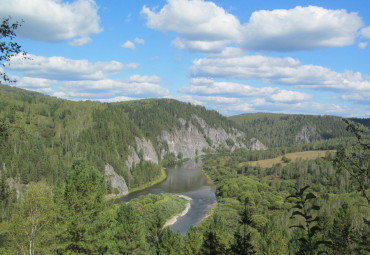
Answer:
[[0, 0, 369, 117]]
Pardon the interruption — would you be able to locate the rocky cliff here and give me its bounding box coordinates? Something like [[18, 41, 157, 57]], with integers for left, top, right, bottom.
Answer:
[[157, 115, 266, 159], [295, 125, 322, 143], [105, 164, 129, 196]]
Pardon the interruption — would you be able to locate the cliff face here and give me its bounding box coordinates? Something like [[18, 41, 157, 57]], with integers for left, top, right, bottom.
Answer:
[[125, 137, 159, 170], [295, 125, 322, 143], [157, 115, 264, 159], [105, 164, 129, 195]]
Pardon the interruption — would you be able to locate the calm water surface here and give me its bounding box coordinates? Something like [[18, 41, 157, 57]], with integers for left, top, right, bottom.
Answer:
[[117, 159, 216, 234]]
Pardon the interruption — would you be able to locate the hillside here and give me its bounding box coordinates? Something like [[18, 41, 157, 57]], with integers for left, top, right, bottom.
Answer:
[[229, 112, 362, 148], [0, 85, 256, 192]]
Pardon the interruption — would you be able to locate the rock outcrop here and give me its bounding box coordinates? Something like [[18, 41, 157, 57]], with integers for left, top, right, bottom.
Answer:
[[157, 115, 263, 159], [125, 137, 159, 170], [105, 164, 128, 195], [295, 125, 321, 143], [249, 138, 268, 150]]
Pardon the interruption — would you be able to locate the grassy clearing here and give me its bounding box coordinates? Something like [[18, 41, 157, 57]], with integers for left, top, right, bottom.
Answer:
[[245, 150, 336, 169]]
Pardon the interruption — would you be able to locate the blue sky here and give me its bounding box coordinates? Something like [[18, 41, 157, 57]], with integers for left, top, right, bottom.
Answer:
[[1, 0, 369, 117]]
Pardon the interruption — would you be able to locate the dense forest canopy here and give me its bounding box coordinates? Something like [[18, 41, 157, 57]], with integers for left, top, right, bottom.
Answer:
[[0, 84, 369, 254], [229, 112, 357, 148]]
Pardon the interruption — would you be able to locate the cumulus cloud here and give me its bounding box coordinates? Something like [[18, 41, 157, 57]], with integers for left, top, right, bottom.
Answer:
[[17, 77, 58, 88], [179, 78, 313, 104], [361, 26, 370, 38], [141, 0, 241, 52], [142, 1, 366, 52], [141, 0, 241, 40], [134, 38, 145, 44], [69, 37, 92, 47], [358, 42, 368, 49], [270, 90, 313, 102], [98, 96, 140, 103], [6, 54, 137, 81], [172, 38, 230, 52], [122, 40, 136, 50], [190, 55, 370, 91], [59, 75, 170, 99], [240, 6, 363, 51], [0, 0, 102, 45]]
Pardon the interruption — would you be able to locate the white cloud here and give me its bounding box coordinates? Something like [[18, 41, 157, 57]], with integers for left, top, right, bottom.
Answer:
[[59, 75, 170, 99], [240, 6, 363, 51], [173, 38, 229, 52], [69, 37, 92, 47], [358, 42, 368, 49], [180, 79, 313, 105], [98, 96, 139, 102], [17, 77, 58, 88], [141, 0, 241, 52], [190, 55, 370, 91], [142, 1, 366, 52], [134, 38, 145, 44], [270, 90, 313, 102], [0, 0, 102, 44], [122, 40, 136, 50], [361, 26, 370, 38], [141, 0, 241, 40], [6, 54, 137, 81]]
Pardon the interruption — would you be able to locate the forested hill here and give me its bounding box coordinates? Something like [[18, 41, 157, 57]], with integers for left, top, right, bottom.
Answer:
[[229, 112, 366, 148], [0, 85, 250, 190]]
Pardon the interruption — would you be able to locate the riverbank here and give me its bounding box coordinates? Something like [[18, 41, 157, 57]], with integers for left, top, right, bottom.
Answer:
[[128, 167, 167, 193], [163, 194, 192, 228], [105, 167, 167, 200]]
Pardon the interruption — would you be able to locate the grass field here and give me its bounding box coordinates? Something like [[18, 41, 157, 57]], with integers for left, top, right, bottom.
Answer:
[[244, 150, 337, 168]]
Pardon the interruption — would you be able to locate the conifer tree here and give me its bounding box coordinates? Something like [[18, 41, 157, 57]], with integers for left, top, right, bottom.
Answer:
[[159, 228, 185, 255], [201, 214, 228, 255], [57, 158, 108, 254], [184, 225, 203, 255], [230, 199, 256, 255], [114, 203, 149, 254]]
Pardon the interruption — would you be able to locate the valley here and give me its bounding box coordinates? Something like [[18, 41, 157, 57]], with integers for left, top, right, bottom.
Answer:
[[0, 84, 369, 254]]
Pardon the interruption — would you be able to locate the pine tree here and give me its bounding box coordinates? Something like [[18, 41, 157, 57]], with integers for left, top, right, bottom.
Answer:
[[230, 199, 256, 255], [159, 228, 185, 255], [201, 214, 228, 255], [184, 225, 203, 255], [57, 158, 108, 254], [114, 203, 149, 254]]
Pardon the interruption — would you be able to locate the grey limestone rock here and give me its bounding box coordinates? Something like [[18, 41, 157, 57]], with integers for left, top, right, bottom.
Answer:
[[105, 164, 129, 195]]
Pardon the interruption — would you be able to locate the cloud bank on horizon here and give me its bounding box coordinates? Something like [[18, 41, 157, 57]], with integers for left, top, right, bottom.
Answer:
[[0, 0, 369, 117]]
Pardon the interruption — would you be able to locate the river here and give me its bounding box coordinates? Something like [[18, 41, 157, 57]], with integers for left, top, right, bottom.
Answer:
[[117, 159, 216, 234]]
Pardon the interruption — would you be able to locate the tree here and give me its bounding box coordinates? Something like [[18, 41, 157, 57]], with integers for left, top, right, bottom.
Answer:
[[201, 214, 228, 255], [184, 225, 203, 255], [147, 208, 166, 255], [8, 181, 57, 255], [230, 199, 256, 255], [57, 158, 108, 254], [286, 186, 329, 255], [334, 119, 370, 204], [114, 203, 149, 254], [158, 228, 185, 255], [0, 17, 26, 83], [328, 203, 355, 254]]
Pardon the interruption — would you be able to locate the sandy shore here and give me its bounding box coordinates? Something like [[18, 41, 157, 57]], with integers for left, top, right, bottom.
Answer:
[[163, 194, 192, 228]]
